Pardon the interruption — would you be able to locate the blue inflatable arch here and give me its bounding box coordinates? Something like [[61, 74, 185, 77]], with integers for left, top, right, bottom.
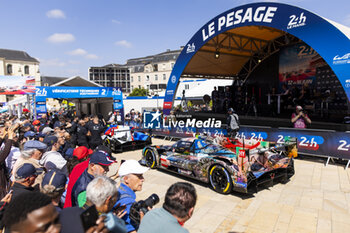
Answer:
[[163, 2, 350, 115]]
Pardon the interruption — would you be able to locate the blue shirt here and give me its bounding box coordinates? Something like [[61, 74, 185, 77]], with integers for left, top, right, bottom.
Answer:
[[114, 183, 137, 232]]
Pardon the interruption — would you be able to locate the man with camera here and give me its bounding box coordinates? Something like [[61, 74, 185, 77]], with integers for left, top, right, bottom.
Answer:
[[291, 105, 311, 128], [114, 160, 148, 233], [138, 182, 197, 233]]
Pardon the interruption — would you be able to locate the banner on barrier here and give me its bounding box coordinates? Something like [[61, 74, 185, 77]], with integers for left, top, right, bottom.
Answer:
[[151, 126, 350, 159]]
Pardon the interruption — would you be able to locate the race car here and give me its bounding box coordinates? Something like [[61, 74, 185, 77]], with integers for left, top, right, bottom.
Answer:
[[103, 125, 152, 153], [140, 137, 296, 194]]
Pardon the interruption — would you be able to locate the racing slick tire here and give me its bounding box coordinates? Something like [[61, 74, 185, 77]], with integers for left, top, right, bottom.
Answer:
[[209, 164, 233, 194], [144, 148, 157, 169], [103, 138, 114, 152]]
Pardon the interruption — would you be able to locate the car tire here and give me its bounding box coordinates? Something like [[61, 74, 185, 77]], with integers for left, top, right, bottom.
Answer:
[[144, 148, 157, 169], [209, 164, 233, 194], [103, 138, 114, 152]]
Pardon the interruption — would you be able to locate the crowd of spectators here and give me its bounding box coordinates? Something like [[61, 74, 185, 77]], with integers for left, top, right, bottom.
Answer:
[[0, 112, 197, 233]]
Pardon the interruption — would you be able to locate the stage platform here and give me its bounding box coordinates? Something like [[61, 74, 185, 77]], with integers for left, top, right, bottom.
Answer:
[[174, 111, 350, 132]]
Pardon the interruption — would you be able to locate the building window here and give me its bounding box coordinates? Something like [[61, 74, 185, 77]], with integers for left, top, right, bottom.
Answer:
[[147, 85, 150, 90], [146, 75, 150, 81], [163, 74, 166, 80], [138, 76, 141, 82], [171, 63, 174, 69], [7, 64, 12, 74], [185, 84, 189, 90], [138, 85, 141, 89], [155, 74, 158, 81], [163, 64, 166, 70], [131, 76, 133, 82], [131, 85, 133, 91], [24, 65, 29, 74]]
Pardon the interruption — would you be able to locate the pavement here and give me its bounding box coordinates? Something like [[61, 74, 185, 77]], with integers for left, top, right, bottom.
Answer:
[[108, 138, 350, 233]]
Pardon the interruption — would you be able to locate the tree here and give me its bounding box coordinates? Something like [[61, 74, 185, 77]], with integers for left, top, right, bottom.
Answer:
[[129, 87, 149, 96]]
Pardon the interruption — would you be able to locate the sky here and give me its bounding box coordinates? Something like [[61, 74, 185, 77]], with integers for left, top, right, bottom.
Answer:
[[0, 0, 349, 78]]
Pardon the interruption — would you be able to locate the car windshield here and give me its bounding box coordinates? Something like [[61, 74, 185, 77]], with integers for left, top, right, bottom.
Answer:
[[194, 139, 227, 154]]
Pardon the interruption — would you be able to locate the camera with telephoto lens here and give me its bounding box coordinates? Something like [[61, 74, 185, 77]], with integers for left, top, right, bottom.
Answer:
[[129, 194, 159, 225]]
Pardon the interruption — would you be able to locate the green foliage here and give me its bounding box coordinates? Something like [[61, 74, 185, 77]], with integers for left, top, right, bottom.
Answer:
[[129, 87, 149, 96]]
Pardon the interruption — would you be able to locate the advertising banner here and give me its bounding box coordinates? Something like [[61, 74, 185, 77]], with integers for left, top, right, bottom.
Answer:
[[35, 86, 124, 115], [278, 43, 317, 88], [151, 126, 350, 159], [0, 76, 35, 95]]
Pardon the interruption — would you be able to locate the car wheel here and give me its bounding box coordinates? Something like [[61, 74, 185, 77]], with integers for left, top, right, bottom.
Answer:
[[103, 138, 114, 152], [144, 148, 157, 168], [209, 164, 233, 194]]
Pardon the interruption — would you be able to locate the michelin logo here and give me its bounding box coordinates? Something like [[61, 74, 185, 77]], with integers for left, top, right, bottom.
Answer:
[[333, 53, 350, 65]]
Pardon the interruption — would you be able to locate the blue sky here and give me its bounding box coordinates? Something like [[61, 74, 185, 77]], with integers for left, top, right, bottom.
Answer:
[[0, 0, 348, 78]]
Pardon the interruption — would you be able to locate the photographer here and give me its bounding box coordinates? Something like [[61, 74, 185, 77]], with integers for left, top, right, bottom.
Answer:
[[114, 160, 148, 233], [291, 105, 311, 128], [138, 182, 197, 233]]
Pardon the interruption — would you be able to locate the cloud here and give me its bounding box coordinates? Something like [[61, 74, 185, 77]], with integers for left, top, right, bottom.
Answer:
[[47, 33, 75, 43], [67, 48, 87, 56], [344, 14, 350, 26], [115, 40, 132, 48], [112, 19, 121, 24], [46, 9, 66, 19], [40, 58, 66, 67], [85, 54, 99, 59], [67, 48, 98, 59]]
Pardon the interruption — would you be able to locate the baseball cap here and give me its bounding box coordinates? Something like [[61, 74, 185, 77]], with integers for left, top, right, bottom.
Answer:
[[89, 151, 115, 166], [228, 108, 234, 112], [43, 135, 58, 147], [118, 160, 149, 177], [42, 127, 54, 135], [15, 163, 39, 180], [42, 170, 67, 190], [32, 120, 41, 126], [73, 146, 93, 160], [296, 105, 303, 110], [24, 131, 36, 138], [23, 140, 47, 151]]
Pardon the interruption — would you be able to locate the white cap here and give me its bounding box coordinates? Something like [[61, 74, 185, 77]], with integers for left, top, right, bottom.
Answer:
[[42, 127, 54, 134], [118, 160, 149, 177]]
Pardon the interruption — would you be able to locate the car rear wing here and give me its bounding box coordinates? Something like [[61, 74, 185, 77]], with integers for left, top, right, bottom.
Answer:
[[236, 137, 298, 158]]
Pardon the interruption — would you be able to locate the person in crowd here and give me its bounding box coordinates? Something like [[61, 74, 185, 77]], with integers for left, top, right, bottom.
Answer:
[[291, 105, 311, 128], [88, 115, 106, 150], [12, 140, 47, 187], [115, 159, 149, 233], [64, 146, 93, 208], [297, 82, 311, 106], [10, 163, 39, 200], [85, 176, 127, 233], [71, 151, 115, 207], [42, 126, 54, 136], [41, 170, 67, 213], [53, 116, 66, 129], [39, 113, 48, 125], [227, 108, 240, 138], [211, 86, 219, 113], [0, 126, 16, 199], [77, 120, 89, 148], [68, 115, 79, 147], [40, 135, 68, 175], [2, 192, 61, 233], [138, 182, 197, 233]]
